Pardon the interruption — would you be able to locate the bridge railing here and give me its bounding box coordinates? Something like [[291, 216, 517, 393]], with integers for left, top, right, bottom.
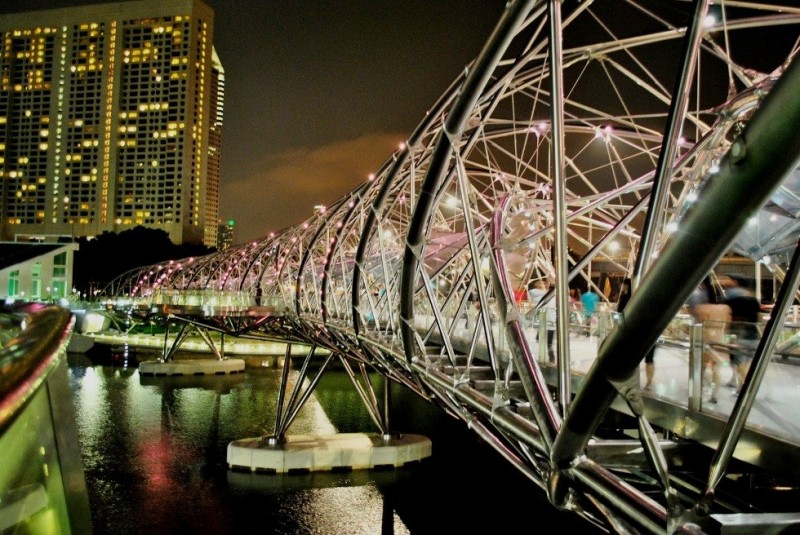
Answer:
[[429, 298, 800, 447], [0, 304, 91, 534], [524, 308, 800, 447]]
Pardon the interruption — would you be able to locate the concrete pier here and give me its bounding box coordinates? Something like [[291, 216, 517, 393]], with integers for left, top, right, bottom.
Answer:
[[138, 358, 245, 376], [227, 433, 432, 474]]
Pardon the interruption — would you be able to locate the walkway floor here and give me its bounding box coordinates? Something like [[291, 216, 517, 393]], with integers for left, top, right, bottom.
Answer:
[[535, 328, 800, 445]]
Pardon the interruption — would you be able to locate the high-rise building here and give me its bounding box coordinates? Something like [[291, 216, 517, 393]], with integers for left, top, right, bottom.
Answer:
[[216, 217, 233, 251], [205, 48, 224, 247], [0, 0, 224, 247]]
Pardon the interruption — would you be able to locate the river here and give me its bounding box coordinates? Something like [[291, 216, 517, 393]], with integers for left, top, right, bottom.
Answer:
[[67, 345, 605, 534]]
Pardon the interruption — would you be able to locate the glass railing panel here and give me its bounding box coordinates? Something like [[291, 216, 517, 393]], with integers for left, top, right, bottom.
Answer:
[[647, 315, 693, 407], [774, 322, 800, 362], [0, 385, 71, 534], [675, 315, 800, 448], [566, 323, 600, 375], [741, 320, 800, 445], [0, 306, 92, 534], [417, 297, 800, 448], [696, 317, 741, 416]]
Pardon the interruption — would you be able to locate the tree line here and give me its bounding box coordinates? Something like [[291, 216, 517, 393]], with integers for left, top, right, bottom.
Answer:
[[71, 226, 215, 298]]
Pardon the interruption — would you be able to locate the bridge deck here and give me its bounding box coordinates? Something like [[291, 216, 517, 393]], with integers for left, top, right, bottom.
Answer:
[[82, 310, 800, 481]]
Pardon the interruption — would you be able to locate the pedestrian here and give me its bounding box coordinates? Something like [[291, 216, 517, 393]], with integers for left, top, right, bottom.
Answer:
[[617, 278, 656, 390], [720, 275, 761, 394], [569, 287, 582, 328], [528, 280, 556, 362], [616, 278, 632, 312], [687, 275, 730, 404], [581, 286, 600, 336], [528, 280, 546, 313]]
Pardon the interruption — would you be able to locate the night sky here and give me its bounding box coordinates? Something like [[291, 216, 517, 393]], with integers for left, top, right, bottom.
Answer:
[[3, 1, 507, 244]]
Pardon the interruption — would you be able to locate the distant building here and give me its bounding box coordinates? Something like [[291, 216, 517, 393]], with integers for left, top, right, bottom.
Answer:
[[0, 241, 78, 301], [205, 48, 225, 248], [0, 0, 224, 247], [217, 218, 234, 250]]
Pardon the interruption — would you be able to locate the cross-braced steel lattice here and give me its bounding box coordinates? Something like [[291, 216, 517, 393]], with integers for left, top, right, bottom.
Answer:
[[104, 2, 800, 533]]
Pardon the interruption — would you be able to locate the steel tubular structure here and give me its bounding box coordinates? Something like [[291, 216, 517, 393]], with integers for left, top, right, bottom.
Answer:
[[103, 2, 800, 533]]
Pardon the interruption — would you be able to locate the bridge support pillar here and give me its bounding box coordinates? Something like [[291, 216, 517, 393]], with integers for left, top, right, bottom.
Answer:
[[227, 433, 432, 474]]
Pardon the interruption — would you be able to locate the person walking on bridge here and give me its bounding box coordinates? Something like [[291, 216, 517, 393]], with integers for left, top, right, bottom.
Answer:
[[720, 275, 761, 394], [581, 286, 600, 336], [528, 280, 556, 362], [617, 278, 656, 390], [688, 276, 730, 404]]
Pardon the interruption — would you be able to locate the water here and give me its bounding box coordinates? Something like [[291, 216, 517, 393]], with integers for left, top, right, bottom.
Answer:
[[67, 346, 605, 534]]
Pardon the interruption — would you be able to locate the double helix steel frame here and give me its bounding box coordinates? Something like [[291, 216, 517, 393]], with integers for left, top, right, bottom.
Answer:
[[102, 2, 800, 532]]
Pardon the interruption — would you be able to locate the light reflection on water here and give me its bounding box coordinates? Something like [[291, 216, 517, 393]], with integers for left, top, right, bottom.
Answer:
[[67, 348, 604, 535]]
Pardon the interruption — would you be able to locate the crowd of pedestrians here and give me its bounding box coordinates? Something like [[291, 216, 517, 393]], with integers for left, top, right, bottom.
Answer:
[[682, 273, 762, 402], [522, 271, 763, 402]]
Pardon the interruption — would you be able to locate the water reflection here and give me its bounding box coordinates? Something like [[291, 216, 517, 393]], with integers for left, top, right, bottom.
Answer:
[[68, 346, 603, 534]]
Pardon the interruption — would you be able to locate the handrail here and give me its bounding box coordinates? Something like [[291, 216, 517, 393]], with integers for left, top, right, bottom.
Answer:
[[0, 304, 75, 434]]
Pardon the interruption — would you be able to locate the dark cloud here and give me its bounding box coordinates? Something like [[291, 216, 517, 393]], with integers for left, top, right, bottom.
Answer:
[[207, 0, 505, 244], [222, 132, 403, 242]]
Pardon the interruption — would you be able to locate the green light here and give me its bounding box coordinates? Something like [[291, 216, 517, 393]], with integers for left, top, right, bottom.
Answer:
[[227, 219, 234, 227]]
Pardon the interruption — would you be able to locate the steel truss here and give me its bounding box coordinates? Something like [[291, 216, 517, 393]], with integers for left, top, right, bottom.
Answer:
[[103, 2, 800, 533]]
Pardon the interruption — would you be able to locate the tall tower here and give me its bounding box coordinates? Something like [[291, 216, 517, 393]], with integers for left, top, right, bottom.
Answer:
[[205, 48, 224, 248], [0, 0, 223, 246]]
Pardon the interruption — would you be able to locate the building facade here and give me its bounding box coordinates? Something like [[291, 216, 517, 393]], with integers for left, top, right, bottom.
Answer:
[[0, 241, 78, 301], [0, 0, 224, 247], [216, 217, 233, 250]]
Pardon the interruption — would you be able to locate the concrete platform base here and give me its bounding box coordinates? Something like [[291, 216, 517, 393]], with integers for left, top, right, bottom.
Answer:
[[227, 433, 432, 474], [139, 358, 245, 376]]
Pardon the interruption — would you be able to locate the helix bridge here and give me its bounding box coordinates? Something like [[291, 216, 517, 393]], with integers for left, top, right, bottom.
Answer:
[[91, 1, 800, 533]]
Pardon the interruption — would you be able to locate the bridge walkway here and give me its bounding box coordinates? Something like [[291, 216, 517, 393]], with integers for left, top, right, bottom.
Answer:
[[82, 302, 800, 483]]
